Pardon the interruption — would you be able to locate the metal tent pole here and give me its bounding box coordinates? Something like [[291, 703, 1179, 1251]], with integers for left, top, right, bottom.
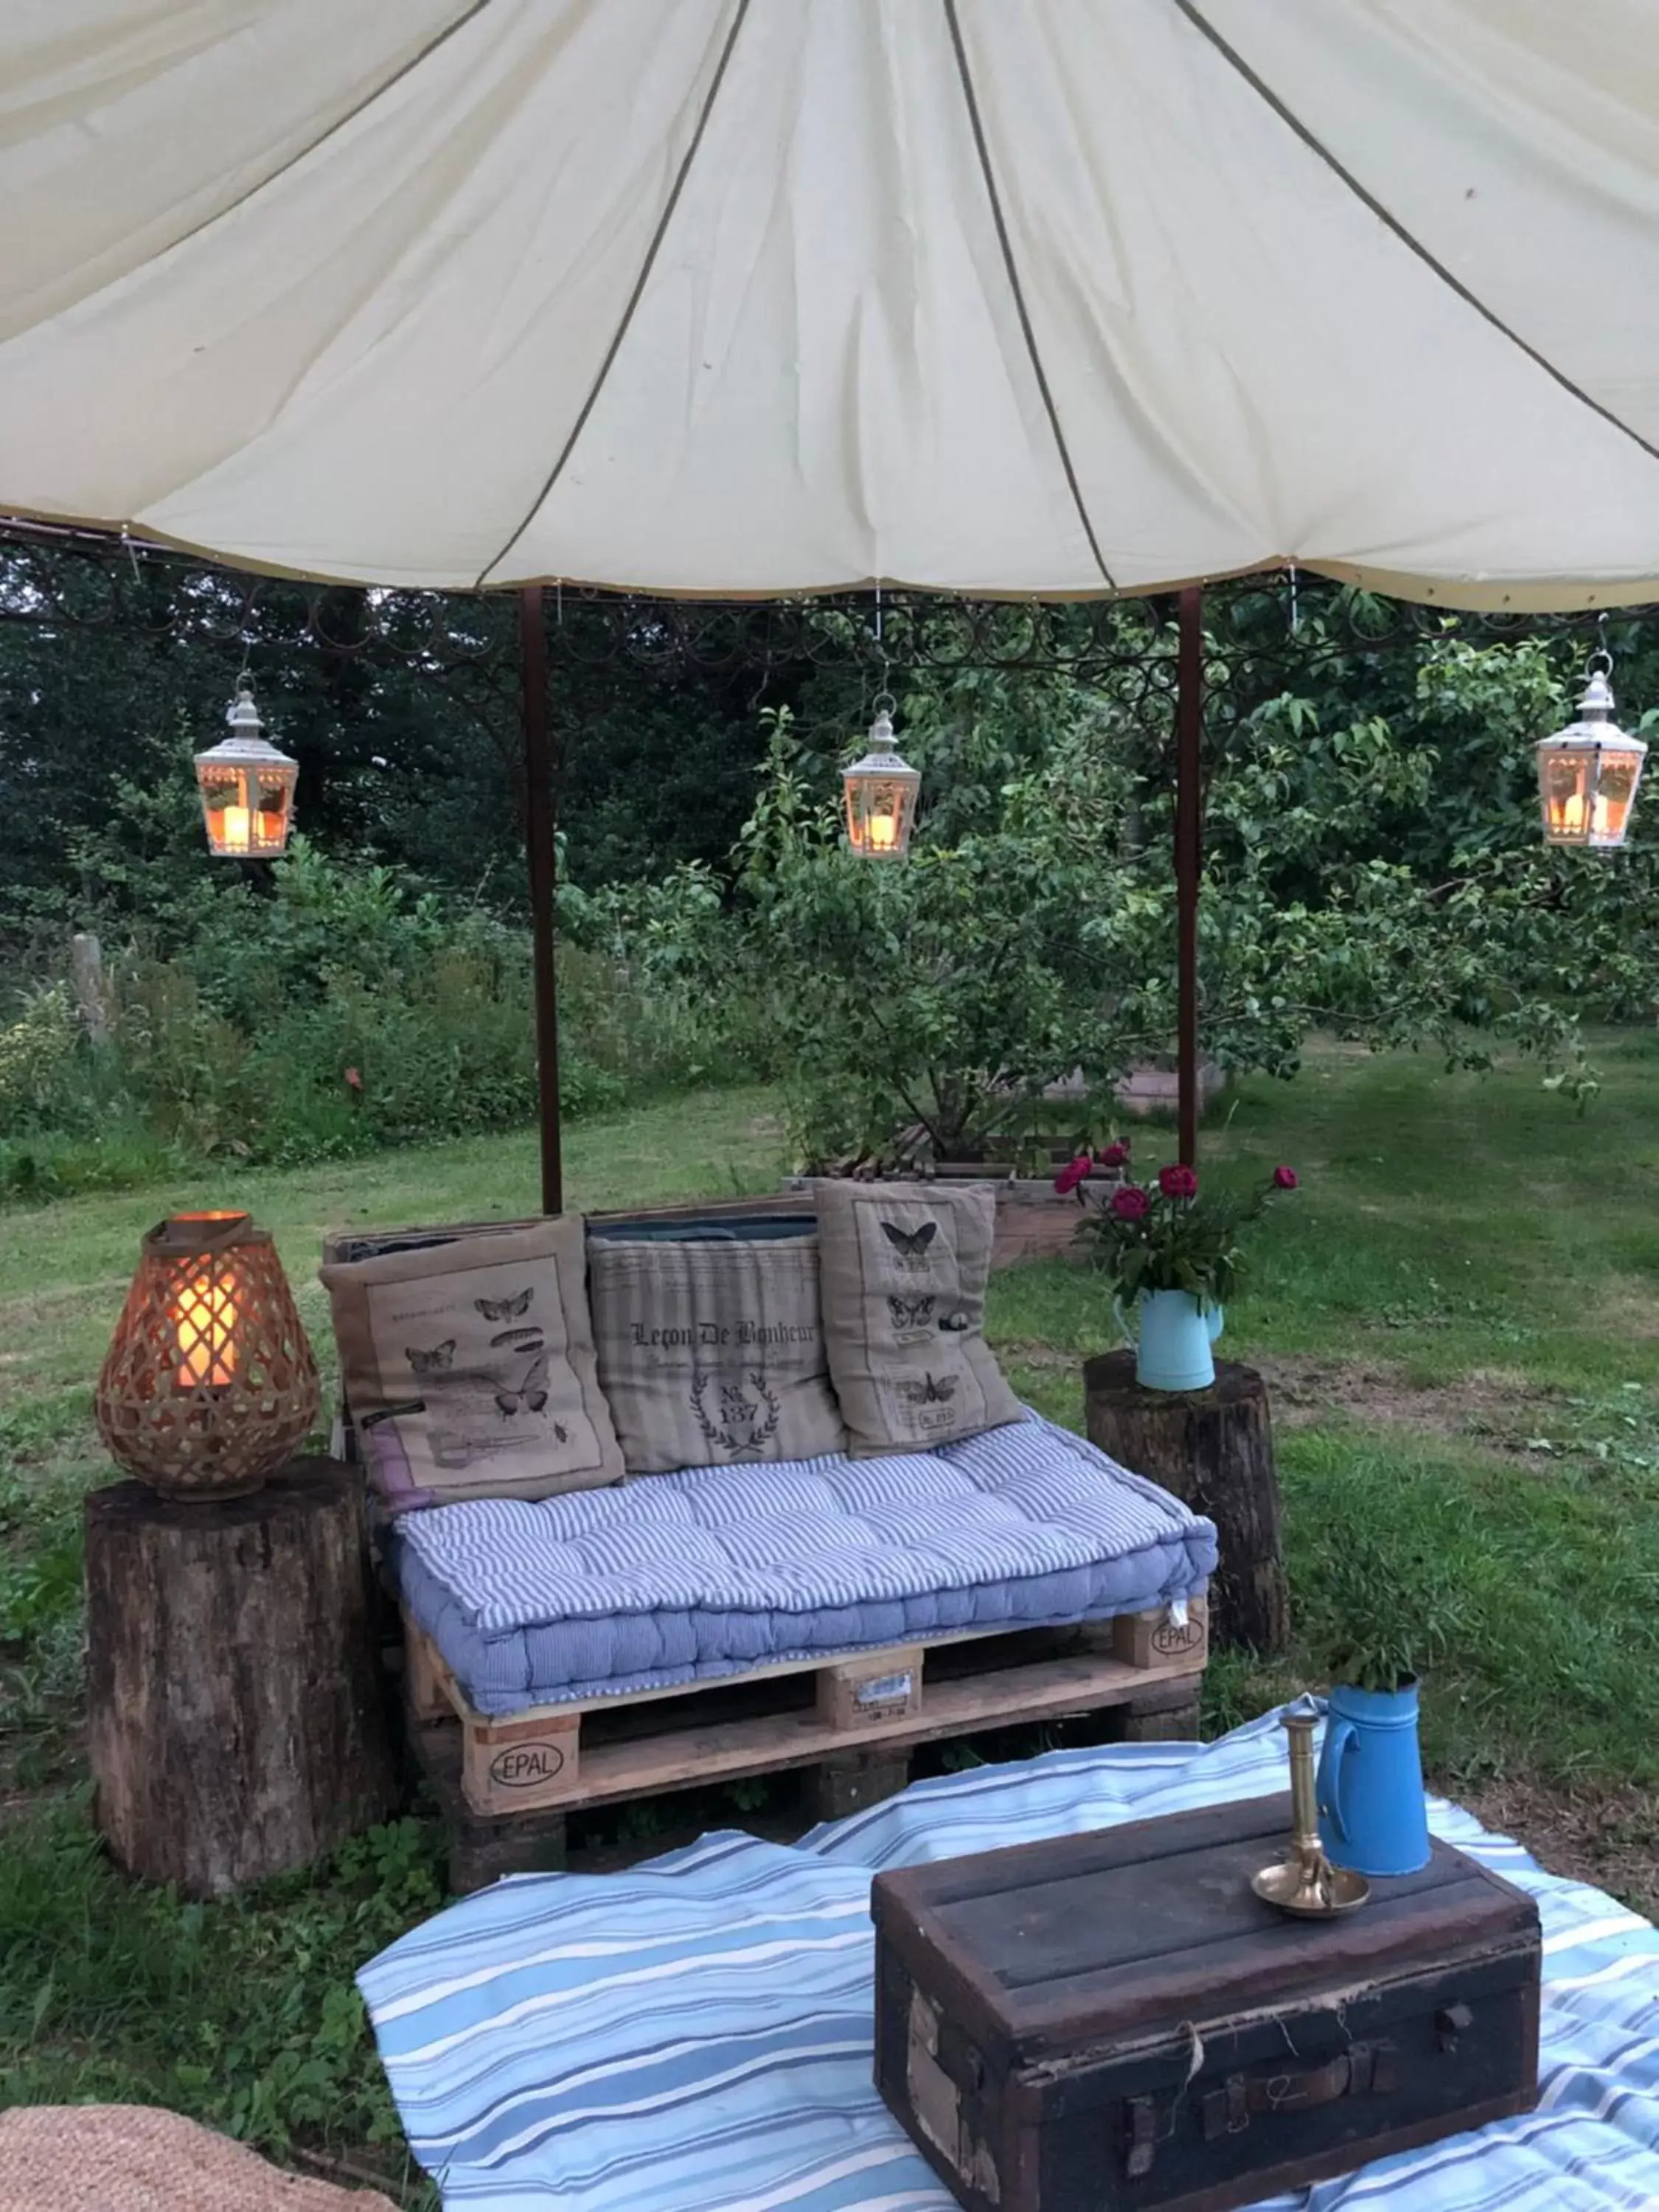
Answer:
[[520, 584, 563, 1215], [1176, 585, 1203, 1169]]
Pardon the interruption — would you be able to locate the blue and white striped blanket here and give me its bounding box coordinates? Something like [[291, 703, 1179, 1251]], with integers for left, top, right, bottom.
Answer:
[[360, 1709, 1659, 2211], [387, 1412, 1215, 1714]]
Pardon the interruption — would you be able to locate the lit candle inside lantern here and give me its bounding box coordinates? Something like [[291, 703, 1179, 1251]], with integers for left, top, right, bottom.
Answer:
[[195, 685, 299, 858], [171, 1267, 240, 1389], [1541, 754, 1587, 840], [842, 700, 921, 859], [1537, 661, 1647, 851], [1591, 751, 1642, 844], [166, 1211, 248, 1389]]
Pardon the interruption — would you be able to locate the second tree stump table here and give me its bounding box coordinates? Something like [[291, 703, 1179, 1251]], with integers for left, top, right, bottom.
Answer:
[[1083, 1351, 1290, 1655]]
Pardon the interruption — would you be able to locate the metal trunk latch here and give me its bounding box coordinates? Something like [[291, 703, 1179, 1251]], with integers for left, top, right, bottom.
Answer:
[[1436, 2003, 1474, 2053], [1124, 2096, 1158, 2179]]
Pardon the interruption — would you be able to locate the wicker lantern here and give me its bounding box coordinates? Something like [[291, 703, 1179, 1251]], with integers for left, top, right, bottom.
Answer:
[[1536, 653, 1647, 851], [194, 684, 299, 858], [843, 698, 921, 858], [94, 1212, 319, 1500]]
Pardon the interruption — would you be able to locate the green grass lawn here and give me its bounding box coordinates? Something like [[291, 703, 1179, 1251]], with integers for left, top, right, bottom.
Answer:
[[999, 1030, 1659, 1815], [0, 1085, 786, 1434], [5, 1042, 1659, 2194]]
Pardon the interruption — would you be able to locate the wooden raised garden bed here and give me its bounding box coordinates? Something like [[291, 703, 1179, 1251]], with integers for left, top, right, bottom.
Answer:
[[401, 1601, 1208, 1893]]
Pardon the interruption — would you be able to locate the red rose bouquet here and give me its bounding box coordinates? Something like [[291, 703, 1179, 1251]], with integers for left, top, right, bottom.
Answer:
[[1052, 1135, 1133, 1203], [1073, 1161, 1298, 1307]]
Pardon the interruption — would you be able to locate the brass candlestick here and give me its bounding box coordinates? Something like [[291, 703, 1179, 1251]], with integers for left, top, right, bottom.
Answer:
[[1252, 1696, 1371, 1917]]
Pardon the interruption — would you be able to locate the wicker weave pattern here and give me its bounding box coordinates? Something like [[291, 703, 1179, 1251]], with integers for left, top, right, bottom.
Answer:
[[95, 1215, 319, 1498], [0, 2105, 399, 2212]]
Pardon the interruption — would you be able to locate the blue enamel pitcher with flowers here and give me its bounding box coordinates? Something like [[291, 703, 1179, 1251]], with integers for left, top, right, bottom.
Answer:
[[1066, 1150, 1301, 1394]]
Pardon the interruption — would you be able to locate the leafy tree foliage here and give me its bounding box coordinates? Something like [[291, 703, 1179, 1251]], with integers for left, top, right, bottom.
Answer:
[[0, 545, 816, 942], [6, 543, 1659, 1186], [732, 600, 1659, 1166]]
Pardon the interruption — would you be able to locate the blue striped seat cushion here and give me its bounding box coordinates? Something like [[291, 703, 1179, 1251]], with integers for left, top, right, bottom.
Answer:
[[385, 1411, 1217, 1715], [361, 1708, 1659, 2211]]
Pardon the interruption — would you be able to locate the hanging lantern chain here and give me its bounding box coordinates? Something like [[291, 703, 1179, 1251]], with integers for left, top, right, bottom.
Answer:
[[871, 580, 896, 725]]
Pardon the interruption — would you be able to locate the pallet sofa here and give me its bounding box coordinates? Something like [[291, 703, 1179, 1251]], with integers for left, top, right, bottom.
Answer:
[[319, 1193, 1217, 1893]]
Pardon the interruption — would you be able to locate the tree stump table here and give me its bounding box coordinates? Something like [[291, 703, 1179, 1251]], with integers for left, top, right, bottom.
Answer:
[[85, 1459, 398, 1897], [1083, 1352, 1290, 1655]]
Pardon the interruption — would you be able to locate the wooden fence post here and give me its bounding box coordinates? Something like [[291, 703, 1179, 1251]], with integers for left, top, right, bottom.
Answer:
[[70, 930, 108, 1044]]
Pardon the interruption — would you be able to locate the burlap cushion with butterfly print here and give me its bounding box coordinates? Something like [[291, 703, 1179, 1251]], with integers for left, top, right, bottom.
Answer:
[[319, 1217, 625, 1511], [810, 1180, 1022, 1455], [587, 1225, 849, 1473]]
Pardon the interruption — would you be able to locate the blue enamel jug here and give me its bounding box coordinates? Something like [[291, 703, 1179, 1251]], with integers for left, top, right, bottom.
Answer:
[[1315, 1680, 1430, 1877], [1113, 1289, 1219, 1391]]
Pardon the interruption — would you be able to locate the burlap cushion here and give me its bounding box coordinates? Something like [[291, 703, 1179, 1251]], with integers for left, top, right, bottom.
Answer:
[[588, 1222, 848, 1472], [319, 1216, 624, 1509], [0, 2105, 398, 2212], [810, 1180, 1021, 1454]]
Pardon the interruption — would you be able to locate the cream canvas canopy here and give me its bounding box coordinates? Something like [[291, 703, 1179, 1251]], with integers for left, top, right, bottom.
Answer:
[[4, 0, 1659, 609]]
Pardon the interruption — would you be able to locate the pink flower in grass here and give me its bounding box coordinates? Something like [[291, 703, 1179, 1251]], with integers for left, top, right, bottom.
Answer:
[[1097, 1140, 1130, 1169], [1158, 1164, 1199, 1200], [1273, 1165, 1299, 1189], [1053, 1154, 1093, 1197], [344, 1066, 363, 1092], [1110, 1183, 1151, 1221]]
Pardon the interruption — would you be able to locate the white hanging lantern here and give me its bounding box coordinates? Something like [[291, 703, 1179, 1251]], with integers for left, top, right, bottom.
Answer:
[[842, 696, 920, 858], [1536, 653, 1646, 852], [193, 683, 299, 858]]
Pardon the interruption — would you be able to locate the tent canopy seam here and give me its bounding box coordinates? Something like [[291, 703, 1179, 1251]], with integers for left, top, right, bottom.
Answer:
[[475, 0, 755, 592], [1172, 0, 1659, 473], [942, 0, 1116, 590]]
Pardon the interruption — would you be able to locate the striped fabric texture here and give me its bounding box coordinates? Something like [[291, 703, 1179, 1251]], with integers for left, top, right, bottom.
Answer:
[[360, 1708, 1659, 2211], [386, 1412, 1217, 1713]]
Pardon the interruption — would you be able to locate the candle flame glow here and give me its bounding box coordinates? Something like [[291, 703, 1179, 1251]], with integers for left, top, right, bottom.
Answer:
[[171, 1267, 240, 1389]]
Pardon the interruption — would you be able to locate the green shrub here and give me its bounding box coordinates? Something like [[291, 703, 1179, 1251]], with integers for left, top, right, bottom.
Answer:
[[0, 982, 81, 1127], [1, 835, 748, 1199], [731, 703, 1155, 1167]]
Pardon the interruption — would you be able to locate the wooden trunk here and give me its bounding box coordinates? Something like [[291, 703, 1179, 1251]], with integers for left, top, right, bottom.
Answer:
[[86, 1460, 397, 1897], [1084, 1352, 1290, 1653], [872, 1793, 1541, 2212]]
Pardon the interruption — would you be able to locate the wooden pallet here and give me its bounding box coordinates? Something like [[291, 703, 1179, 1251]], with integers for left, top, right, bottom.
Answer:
[[403, 1600, 1207, 1887]]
